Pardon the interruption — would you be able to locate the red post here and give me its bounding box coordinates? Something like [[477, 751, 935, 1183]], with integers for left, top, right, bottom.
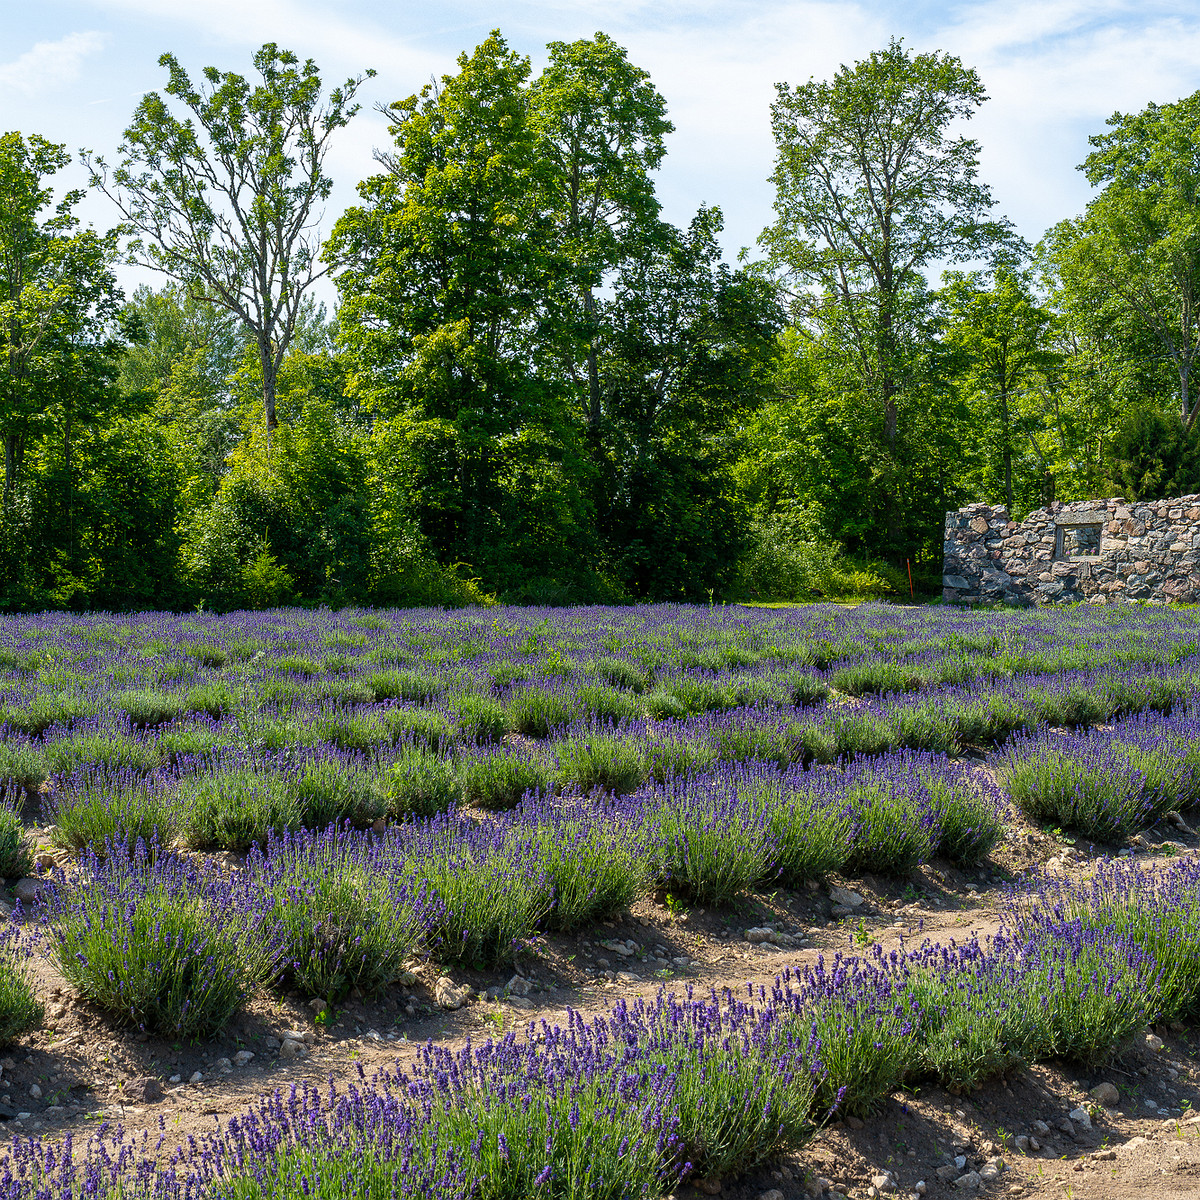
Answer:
[[907, 559, 915, 599]]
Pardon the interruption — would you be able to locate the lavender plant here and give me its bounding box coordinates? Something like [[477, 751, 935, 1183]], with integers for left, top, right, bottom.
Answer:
[[43, 842, 257, 1038]]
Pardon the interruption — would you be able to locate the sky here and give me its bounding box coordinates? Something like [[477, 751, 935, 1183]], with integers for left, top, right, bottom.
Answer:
[[4, 0, 1200, 302]]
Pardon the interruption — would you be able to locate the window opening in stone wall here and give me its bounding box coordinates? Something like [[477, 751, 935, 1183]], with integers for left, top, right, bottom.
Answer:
[[1056, 523, 1102, 559]]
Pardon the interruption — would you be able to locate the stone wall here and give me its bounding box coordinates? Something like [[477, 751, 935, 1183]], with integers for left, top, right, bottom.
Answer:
[[942, 496, 1200, 606]]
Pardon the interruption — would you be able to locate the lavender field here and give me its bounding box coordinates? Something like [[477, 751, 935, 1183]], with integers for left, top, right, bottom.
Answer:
[[0, 601, 1199, 1198]]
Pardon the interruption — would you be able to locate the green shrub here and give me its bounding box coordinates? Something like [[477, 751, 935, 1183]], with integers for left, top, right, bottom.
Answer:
[[0, 939, 42, 1044], [380, 708, 455, 751], [44, 732, 159, 776], [47, 779, 177, 855], [255, 845, 426, 1000], [907, 965, 1020, 1091], [1001, 748, 1152, 843], [184, 643, 228, 669], [642, 735, 718, 783], [310, 713, 391, 754], [928, 776, 1004, 866], [116, 689, 182, 729], [185, 683, 236, 719], [275, 656, 322, 677], [159, 724, 233, 765], [844, 784, 934, 876], [574, 684, 642, 724], [288, 762, 389, 828], [451, 694, 506, 743], [0, 744, 47, 791], [386, 749, 458, 819], [660, 677, 733, 715], [759, 789, 850, 885], [651, 797, 774, 905], [458, 752, 552, 811], [366, 670, 444, 703], [310, 679, 375, 706], [420, 852, 552, 968], [178, 770, 302, 851], [0, 694, 92, 736], [535, 815, 646, 932], [506, 688, 578, 738], [556, 733, 646, 795], [0, 804, 31, 879], [49, 859, 251, 1039], [592, 657, 649, 692], [737, 513, 899, 601], [643, 690, 689, 720]]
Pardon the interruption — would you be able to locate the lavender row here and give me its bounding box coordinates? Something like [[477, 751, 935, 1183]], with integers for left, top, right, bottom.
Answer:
[[6, 650, 1198, 847], [4, 854, 1196, 1200], [21, 753, 1004, 1047], [998, 705, 1200, 841], [4, 605, 1200, 717]]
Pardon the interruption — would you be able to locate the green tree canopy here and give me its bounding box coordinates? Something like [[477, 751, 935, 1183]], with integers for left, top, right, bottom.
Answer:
[[86, 44, 372, 439], [761, 39, 1015, 558]]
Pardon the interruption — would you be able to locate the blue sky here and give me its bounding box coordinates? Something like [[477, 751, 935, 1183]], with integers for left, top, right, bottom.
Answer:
[[4, 0, 1200, 298]]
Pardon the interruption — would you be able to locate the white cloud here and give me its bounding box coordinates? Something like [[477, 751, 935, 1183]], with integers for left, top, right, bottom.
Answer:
[[0, 31, 108, 96], [88, 0, 434, 81]]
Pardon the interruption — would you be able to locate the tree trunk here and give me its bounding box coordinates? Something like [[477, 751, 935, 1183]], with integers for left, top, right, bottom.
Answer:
[[3, 434, 13, 507], [3, 432, 21, 507], [259, 338, 278, 443], [1000, 390, 1013, 514], [583, 288, 601, 427]]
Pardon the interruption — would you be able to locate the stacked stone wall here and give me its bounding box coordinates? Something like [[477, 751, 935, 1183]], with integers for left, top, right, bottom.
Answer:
[[942, 496, 1200, 606]]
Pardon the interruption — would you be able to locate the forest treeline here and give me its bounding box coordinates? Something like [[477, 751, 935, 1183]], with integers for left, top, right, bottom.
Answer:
[[3, 33, 1199, 611]]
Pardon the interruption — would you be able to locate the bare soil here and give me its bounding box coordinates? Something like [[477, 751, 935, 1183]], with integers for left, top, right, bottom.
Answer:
[[5, 803, 1200, 1200]]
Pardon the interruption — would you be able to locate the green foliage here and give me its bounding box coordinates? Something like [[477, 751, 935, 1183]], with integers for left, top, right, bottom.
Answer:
[[0, 744, 47, 791], [89, 45, 371, 436], [451, 693, 506, 743], [1108, 405, 1200, 500], [0, 804, 32, 879], [759, 40, 1014, 564], [51, 869, 250, 1038], [258, 849, 425, 1000], [458, 752, 552, 811], [0, 943, 42, 1045], [115, 689, 182, 728], [555, 733, 646, 795], [179, 770, 302, 851], [386, 748, 458, 818], [287, 762, 389, 828], [49, 778, 178, 854]]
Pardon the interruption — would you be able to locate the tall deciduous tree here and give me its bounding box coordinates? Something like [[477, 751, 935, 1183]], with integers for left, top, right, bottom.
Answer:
[[530, 33, 673, 427], [328, 32, 595, 593], [85, 44, 372, 440], [1054, 92, 1200, 432], [597, 207, 783, 598], [761, 39, 1013, 554], [941, 268, 1056, 513], [0, 132, 121, 507]]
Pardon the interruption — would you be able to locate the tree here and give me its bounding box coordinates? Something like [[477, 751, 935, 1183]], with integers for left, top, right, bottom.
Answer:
[[1108, 404, 1200, 499], [530, 33, 673, 427], [0, 133, 122, 508], [596, 208, 783, 598], [760, 39, 1014, 554], [1046, 94, 1200, 433], [329, 32, 598, 596], [941, 268, 1056, 512], [85, 44, 372, 440]]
